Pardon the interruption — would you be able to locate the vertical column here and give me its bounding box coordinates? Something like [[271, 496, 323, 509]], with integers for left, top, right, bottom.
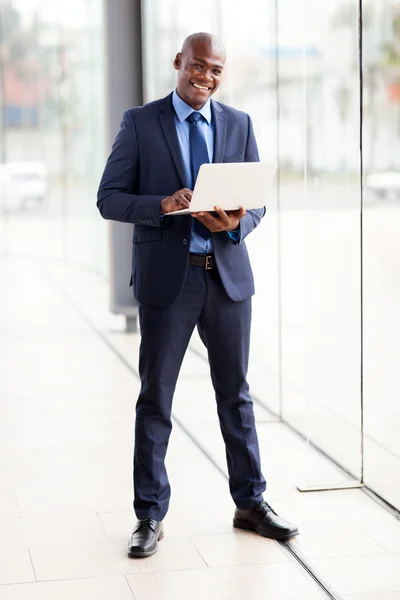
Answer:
[[103, 0, 143, 332]]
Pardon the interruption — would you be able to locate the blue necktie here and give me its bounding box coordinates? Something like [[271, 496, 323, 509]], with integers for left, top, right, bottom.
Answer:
[[186, 111, 211, 241]]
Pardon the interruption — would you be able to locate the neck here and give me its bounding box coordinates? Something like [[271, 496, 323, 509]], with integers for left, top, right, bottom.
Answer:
[[175, 89, 207, 111]]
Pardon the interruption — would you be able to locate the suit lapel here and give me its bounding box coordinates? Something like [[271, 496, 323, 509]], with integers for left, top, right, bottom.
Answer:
[[211, 100, 226, 164], [159, 94, 188, 188]]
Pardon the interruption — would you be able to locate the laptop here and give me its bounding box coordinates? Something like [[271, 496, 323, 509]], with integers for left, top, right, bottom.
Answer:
[[167, 161, 277, 215]]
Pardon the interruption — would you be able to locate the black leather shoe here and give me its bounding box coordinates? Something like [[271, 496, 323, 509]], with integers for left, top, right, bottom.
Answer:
[[128, 518, 164, 558], [233, 500, 299, 540]]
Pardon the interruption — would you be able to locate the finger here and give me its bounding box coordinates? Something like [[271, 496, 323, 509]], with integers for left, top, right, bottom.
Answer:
[[175, 194, 190, 208], [213, 206, 230, 223], [194, 213, 223, 231], [178, 199, 190, 208], [180, 189, 193, 201], [193, 215, 217, 231], [176, 201, 190, 209], [194, 212, 217, 224], [226, 207, 246, 219], [165, 201, 183, 213]]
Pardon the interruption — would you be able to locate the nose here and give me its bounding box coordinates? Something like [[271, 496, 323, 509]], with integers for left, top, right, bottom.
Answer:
[[200, 69, 213, 82]]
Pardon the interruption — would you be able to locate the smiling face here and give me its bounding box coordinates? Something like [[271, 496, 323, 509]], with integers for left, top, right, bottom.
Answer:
[[174, 36, 226, 110]]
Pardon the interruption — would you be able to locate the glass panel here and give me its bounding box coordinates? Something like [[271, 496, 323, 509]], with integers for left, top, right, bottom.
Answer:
[[0, 0, 106, 275], [0, 0, 63, 259], [220, 0, 281, 415], [142, 0, 281, 414], [142, 0, 398, 490], [142, 0, 219, 102], [277, 0, 362, 483], [363, 0, 400, 507]]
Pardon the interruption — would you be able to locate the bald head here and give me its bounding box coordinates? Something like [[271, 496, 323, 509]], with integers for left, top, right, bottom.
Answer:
[[174, 32, 226, 110], [181, 32, 226, 62]]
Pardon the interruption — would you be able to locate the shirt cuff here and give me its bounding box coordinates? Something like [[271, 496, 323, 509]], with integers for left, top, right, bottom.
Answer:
[[227, 230, 240, 243]]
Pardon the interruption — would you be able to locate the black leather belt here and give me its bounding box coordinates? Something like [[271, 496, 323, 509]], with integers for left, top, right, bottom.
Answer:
[[189, 253, 215, 270]]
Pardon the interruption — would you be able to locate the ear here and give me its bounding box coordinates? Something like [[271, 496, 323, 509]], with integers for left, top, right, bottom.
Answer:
[[174, 53, 182, 71]]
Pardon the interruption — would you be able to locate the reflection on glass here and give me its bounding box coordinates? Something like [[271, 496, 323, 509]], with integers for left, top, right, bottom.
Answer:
[[275, 0, 363, 485], [2, 0, 394, 507], [0, 0, 106, 274], [142, 0, 281, 415], [363, 0, 400, 507]]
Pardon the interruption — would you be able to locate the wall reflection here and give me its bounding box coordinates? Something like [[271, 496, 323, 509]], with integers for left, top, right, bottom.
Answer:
[[363, 0, 400, 507], [0, 0, 106, 274], [1, 0, 399, 509], [142, 0, 400, 507]]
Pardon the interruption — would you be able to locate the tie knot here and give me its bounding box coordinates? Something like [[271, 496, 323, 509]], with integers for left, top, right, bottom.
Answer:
[[187, 111, 202, 124]]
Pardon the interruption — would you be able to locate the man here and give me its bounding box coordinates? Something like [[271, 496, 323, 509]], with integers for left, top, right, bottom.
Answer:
[[97, 32, 298, 558]]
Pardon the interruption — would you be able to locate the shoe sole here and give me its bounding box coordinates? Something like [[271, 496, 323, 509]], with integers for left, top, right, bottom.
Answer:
[[233, 518, 299, 540], [127, 530, 164, 558]]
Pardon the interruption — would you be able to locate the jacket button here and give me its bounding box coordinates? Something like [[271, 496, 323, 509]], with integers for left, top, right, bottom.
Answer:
[[182, 238, 188, 245]]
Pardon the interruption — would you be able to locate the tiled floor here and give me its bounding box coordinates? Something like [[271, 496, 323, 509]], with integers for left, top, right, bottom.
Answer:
[[1, 258, 400, 599]]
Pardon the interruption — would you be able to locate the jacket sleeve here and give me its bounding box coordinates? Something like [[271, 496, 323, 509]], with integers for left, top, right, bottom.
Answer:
[[97, 110, 164, 227], [233, 114, 266, 244]]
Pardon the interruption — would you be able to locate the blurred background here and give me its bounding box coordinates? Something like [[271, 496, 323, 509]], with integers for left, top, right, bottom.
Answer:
[[1, 0, 400, 511]]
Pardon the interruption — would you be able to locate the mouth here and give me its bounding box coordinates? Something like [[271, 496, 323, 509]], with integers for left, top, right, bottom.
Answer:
[[191, 82, 213, 92]]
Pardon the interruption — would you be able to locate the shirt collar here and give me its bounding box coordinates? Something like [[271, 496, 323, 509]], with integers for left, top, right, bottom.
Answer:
[[172, 89, 212, 125]]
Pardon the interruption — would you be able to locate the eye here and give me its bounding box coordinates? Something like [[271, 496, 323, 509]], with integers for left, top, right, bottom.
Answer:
[[213, 70, 221, 75]]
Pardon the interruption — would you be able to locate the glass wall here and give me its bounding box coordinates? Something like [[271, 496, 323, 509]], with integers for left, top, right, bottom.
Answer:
[[276, 0, 362, 479], [143, 0, 400, 508], [363, 0, 400, 507], [0, 0, 107, 275], [3, 0, 399, 508], [142, 0, 282, 417]]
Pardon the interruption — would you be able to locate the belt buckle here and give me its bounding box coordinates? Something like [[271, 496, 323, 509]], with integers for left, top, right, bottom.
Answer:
[[205, 255, 213, 270]]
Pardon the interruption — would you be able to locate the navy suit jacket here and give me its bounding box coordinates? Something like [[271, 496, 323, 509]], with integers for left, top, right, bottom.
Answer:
[[97, 92, 265, 308]]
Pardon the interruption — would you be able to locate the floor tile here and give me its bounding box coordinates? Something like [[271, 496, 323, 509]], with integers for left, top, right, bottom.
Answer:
[[126, 562, 325, 600], [0, 514, 107, 549], [97, 434, 235, 540], [97, 511, 139, 542], [292, 523, 386, 558], [343, 592, 400, 600], [190, 530, 289, 567], [311, 553, 400, 595], [267, 490, 397, 528], [99, 502, 234, 543], [362, 518, 400, 553], [380, 492, 400, 509], [29, 537, 206, 581], [14, 469, 132, 517], [0, 549, 35, 585], [162, 428, 236, 536], [0, 575, 134, 599], [173, 378, 220, 423], [3, 258, 400, 599], [0, 490, 20, 519]]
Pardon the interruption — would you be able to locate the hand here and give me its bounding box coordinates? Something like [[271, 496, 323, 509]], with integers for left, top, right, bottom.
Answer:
[[160, 188, 192, 214], [192, 206, 246, 233]]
